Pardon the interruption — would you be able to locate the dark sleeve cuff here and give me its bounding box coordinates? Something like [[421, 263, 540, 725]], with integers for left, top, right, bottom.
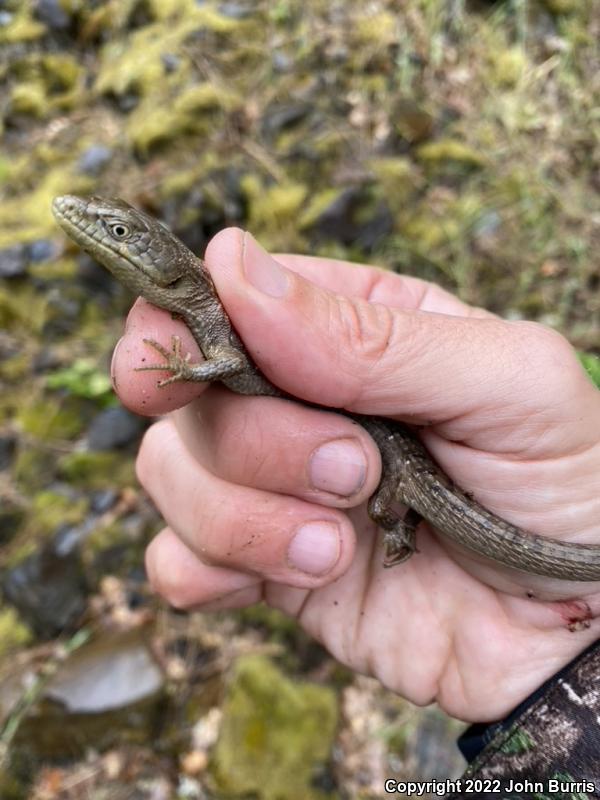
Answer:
[[458, 636, 600, 763]]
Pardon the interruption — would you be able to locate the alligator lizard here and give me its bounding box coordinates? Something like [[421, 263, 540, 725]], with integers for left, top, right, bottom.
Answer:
[[52, 195, 600, 582]]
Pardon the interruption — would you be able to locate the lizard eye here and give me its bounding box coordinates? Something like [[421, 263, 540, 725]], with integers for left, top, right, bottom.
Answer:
[[108, 222, 130, 239]]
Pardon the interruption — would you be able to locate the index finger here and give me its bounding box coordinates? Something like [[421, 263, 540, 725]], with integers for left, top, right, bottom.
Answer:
[[111, 298, 206, 416]]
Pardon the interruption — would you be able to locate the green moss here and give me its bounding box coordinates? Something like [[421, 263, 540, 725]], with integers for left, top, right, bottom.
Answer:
[[369, 156, 417, 183], [28, 258, 78, 282], [6, 54, 82, 119], [41, 54, 82, 93], [29, 490, 88, 537], [487, 47, 528, 88], [0, 353, 30, 383], [238, 604, 301, 639], [176, 82, 237, 114], [0, 284, 51, 334], [211, 655, 337, 800], [85, 520, 129, 554], [298, 188, 344, 230], [96, 25, 187, 98], [0, 609, 33, 657], [352, 11, 398, 46], [399, 189, 483, 253], [46, 359, 113, 402], [0, 168, 92, 248], [158, 154, 219, 199], [0, 7, 45, 44], [10, 82, 48, 118], [0, 156, 10, 184], [13, 448, 56, 493], [57, 451, 135, 488], [152, 0, 245, 29], [540, 0, 578, 13], [95, 5, 241, 100], [416, 140, 485, 170], [127, 81, 239, 155], [243, 175, 308, 244], [17, 396, 87, 441], [401, 213, 461, 250]]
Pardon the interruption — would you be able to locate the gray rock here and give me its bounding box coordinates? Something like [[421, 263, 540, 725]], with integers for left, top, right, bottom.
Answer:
[[87, 406, 143, 451], [77, 145, 113, 176], [262, 102, 311, 136], [0, 244, 27, 278], [0, 434, 16, 470], [34, 0, 70, 30], [90, 488, 119, 514], [1, 528, 88, 638], [218, 1, 254, 19], [161, 53, 181, 73], [28, 238, 58, 262]]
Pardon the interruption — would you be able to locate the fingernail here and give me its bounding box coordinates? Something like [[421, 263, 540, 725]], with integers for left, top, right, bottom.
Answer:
[[287, 522, 341, 575], [309, 438, 367, 497], [110, 336, 124, 389], [243, 232, 289, 297]]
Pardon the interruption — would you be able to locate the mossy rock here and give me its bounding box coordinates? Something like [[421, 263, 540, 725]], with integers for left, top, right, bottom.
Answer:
[[211, 654, 338, 799]]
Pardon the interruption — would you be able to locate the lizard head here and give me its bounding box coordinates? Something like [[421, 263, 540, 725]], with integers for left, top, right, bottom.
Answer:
[[52, 195, 202, 307]]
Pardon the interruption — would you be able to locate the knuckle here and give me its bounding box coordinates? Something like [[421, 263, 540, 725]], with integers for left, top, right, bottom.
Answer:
[[515, 321, 581, 380], [335, 295, 397, 368], [145, 544, 195, 609], [135, 420, 172, 488]]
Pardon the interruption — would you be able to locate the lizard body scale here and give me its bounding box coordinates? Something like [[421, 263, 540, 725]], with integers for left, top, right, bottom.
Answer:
[[52, 195, 600, 583]]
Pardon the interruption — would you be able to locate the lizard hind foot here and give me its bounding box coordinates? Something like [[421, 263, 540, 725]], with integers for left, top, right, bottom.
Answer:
[[382, 532, 419, 568], [380, 507, 422, 568], [136, 335, 196, 387]]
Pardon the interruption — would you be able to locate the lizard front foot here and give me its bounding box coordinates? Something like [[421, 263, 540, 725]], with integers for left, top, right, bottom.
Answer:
[[136, 336, 196, 387]]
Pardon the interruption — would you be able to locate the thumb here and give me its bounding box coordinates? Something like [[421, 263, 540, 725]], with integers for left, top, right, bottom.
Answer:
[[206, 229, 593, 444]]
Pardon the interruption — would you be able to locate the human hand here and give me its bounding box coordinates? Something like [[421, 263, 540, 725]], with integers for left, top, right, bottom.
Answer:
[[112, 229, 600, 721]]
